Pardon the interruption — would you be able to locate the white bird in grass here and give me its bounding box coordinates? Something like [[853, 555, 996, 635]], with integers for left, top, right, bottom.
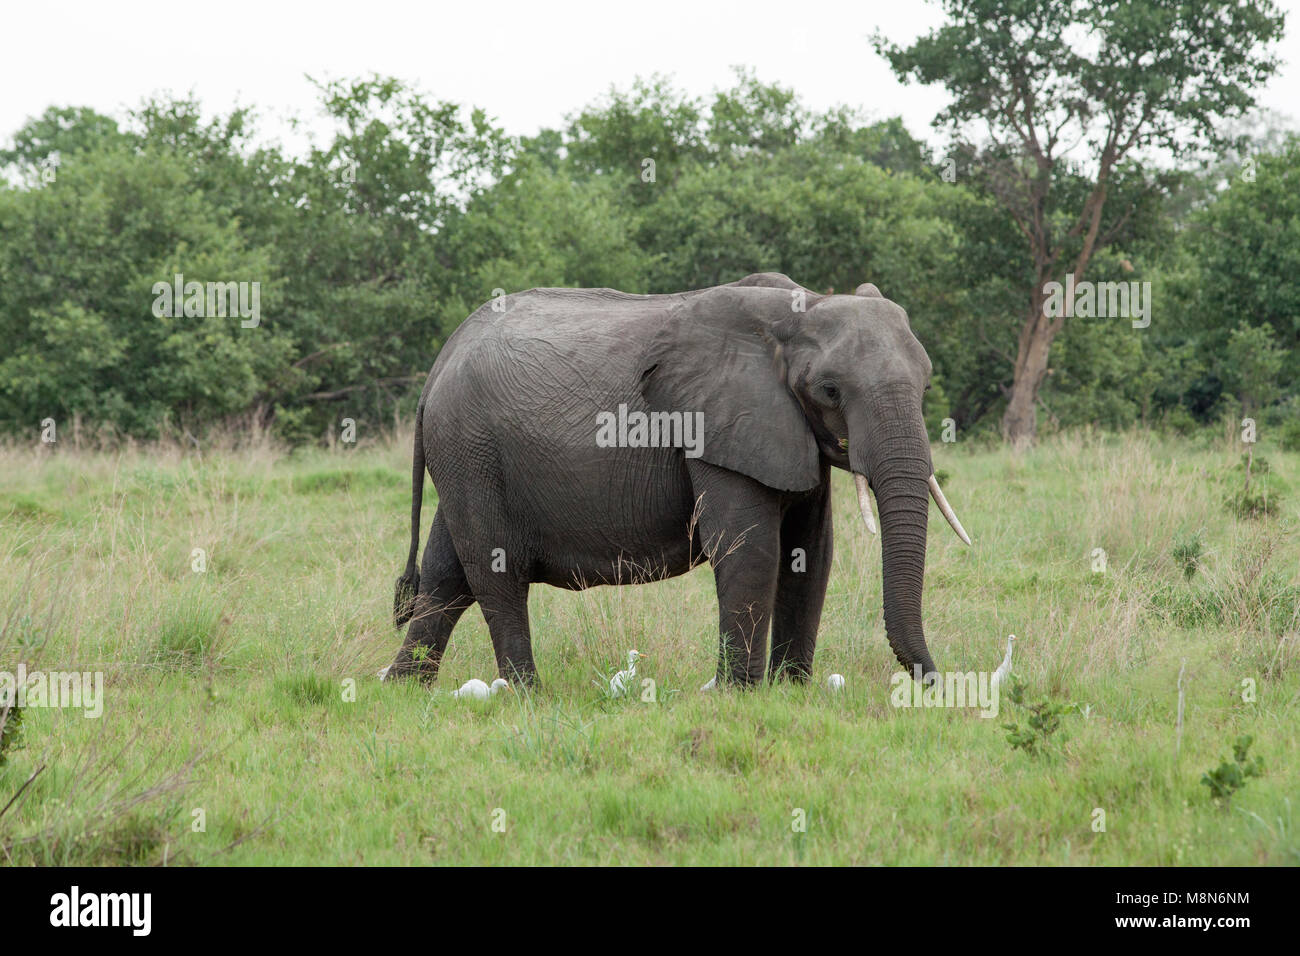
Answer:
[[827, 673, 845, 691], [377, 665, 391, 682], [609, 650, 645, 698], [991, 635, 1015, 691], [453, 677, 511, 700]]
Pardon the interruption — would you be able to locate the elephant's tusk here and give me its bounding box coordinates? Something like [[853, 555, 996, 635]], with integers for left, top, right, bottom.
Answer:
[[928, 474, 971, 546], [853, 473, 878, 535]]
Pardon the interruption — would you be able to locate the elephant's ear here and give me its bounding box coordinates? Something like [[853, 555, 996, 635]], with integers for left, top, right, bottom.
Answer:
[[638, 288, 820, 492]]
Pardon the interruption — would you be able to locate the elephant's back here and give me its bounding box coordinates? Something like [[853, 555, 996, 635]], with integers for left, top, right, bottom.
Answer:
[[445, 287, 670, 367], [422, 288, 699, 577], [427, 288, 677, 410]]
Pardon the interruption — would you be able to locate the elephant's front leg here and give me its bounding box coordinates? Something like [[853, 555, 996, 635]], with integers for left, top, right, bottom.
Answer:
[[687, 461, 782, 686], [770, 473, 833, 682]]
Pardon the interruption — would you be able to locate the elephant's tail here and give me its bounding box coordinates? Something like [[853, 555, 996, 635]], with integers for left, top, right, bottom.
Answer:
[[394, 399, 424, 627]]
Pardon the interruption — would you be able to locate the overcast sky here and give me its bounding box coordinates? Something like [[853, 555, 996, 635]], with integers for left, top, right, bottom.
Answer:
[[5, 0, 1299, 155]]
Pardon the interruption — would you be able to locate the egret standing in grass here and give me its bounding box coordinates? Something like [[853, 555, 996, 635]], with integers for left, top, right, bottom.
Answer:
[[991, 635, 1015, 691], [453, 677, 510, 700], [827, 673, 845, 691], [609, 650, 645, 698]]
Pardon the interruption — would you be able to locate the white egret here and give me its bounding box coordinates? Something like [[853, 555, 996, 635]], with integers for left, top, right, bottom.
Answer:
[[827, 673, 845, 691], [609, 650, 645, 697], [991, 635, 1015, 691], [453, 677, 510, 700]]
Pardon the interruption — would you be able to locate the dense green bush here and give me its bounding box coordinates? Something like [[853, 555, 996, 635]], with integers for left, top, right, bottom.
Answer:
[[1, 76, 1296, 443]]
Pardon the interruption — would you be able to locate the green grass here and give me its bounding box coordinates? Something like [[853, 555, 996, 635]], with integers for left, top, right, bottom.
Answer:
[[0, 428, 1297, 864]]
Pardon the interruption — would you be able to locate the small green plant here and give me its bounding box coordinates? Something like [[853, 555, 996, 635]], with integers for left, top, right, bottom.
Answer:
[[1279, 418, 1300, 452], [0, 705, 25, 768], [1201, 734, 1264, 808], [1237, 452, 1271, 475], [1224, 452, 1280, 518], [1160, 406, 1198, 436], [153, 587, 224, 668], [273, 671, 334, 707], [1224, 488, 1280, 518], [1001, 678, 1078, 756], [1172, 532, 1204, 581]]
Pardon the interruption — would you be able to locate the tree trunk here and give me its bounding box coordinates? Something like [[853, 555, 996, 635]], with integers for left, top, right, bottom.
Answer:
[[1001, 271, 1058, 447], [999, 167, 1110, 447]]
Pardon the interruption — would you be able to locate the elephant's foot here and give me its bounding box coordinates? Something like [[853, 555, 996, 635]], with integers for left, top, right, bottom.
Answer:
[[767, 659, 814, 684], [381, 653, 442, 685]]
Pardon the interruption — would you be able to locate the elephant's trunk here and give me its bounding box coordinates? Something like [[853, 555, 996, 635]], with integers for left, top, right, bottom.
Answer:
[[849, 388, 937, 681]]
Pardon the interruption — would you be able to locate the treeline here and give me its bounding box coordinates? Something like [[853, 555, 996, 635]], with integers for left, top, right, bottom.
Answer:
[[1, 71, 1297, 445]]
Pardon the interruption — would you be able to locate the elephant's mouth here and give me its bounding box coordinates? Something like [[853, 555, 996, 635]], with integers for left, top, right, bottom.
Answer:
[[807, 416, 850, 467], [818, 434, 850, 466]]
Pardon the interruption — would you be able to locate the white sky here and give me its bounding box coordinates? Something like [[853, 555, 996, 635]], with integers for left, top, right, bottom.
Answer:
[[4, 0, 1299, 155]]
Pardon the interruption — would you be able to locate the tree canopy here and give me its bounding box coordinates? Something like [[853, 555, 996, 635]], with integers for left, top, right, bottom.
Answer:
[[1, 21, 1295, 447]]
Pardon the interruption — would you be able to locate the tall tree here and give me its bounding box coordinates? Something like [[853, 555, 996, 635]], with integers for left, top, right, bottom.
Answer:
[[875, 0, 1286, 444]]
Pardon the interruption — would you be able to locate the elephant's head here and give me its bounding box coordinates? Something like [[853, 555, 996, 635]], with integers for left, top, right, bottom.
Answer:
[[640, 275, 969, 679]]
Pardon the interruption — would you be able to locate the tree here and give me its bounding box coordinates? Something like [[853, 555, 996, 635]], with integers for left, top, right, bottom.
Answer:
[[438, 157, 649, 317], [1184, 135, 1300, 403], [875, 0, 1287, 444], [0, 148, 292, 436], [563, 75, 707, 196], [0, 106, 130, 178], [1224, 323, 1285, 419], [0, 78, 516, 441]]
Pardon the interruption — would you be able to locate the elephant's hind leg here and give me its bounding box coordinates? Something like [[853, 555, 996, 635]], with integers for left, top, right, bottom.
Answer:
[[388, 509, 475, 683], [474, 581, 537, 688]]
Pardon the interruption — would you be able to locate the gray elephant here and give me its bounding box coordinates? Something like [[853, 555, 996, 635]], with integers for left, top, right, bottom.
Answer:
[[387, 272, 969, 687]]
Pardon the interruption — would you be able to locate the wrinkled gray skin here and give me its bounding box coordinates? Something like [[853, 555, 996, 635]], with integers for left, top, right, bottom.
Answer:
[[388, 272, 939, 687]]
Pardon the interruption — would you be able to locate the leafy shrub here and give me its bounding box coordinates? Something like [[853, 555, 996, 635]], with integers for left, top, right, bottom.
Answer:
[[1223, 453, 1282, 518], [1002, 679, 1078, 756], [0, 705, 25, 767], [1279, 418, 1300, 452], [1201, 735, 1264, 807], [1159, 406, 1199, 436], [1172, 533, 1204, 581], [1224, 488, 1281, 518]]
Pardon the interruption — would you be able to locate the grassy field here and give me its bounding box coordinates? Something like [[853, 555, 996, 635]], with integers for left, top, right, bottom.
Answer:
[[1, 427, 1296, 865]]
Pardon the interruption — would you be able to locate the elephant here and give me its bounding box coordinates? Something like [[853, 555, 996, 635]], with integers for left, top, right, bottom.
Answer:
[[386, 272, 970, 688]]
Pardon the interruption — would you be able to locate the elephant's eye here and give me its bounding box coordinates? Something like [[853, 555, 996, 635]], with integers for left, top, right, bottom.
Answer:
[[821, 383, 840, 402]]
